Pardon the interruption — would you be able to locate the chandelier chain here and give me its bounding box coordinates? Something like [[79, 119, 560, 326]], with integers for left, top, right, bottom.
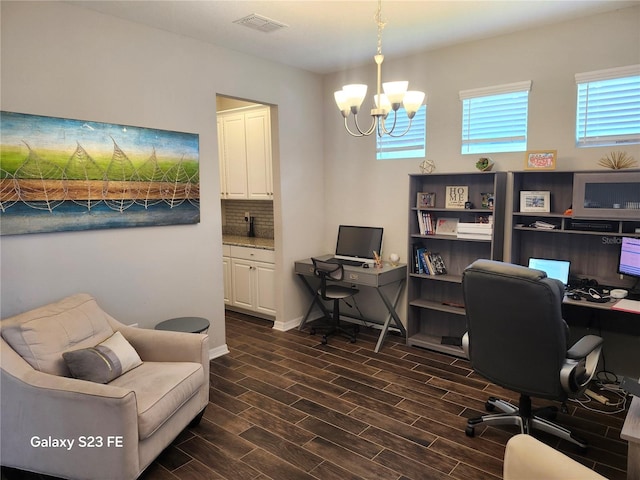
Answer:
[[375, 0, 386, 56]]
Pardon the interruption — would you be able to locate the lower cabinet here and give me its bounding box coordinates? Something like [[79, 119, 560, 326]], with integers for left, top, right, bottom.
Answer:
[[223, 245, 276, 317]]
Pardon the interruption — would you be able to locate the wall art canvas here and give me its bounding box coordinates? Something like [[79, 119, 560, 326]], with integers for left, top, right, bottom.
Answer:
[[0, 111, 199, 235]]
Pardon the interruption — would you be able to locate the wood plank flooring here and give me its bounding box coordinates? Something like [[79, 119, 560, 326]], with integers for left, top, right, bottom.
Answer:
[[2, 311, 629, 480]]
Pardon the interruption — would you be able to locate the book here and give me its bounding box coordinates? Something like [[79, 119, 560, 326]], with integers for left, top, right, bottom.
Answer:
[[428, 252, 447, 275]]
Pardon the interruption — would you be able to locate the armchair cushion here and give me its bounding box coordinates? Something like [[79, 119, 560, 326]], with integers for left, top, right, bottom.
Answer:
[[109, 361, 203, 440], [62, 331, 143, 384], [1, 294, 116, 376]]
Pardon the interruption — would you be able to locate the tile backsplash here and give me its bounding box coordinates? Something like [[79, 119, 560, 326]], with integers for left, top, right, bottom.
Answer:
[[222, 200, 274, 238]]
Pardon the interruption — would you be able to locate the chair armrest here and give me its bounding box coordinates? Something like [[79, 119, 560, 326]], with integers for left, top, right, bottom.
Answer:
[[111, 321, 209, 364], [504, 434, 607, 479], [1, 340, 140, 479], [567, 335, 603, 360]]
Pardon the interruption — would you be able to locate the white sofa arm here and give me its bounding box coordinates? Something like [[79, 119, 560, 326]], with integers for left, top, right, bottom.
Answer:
[[1, 340, 141, 480], [504, 434, 608, 480]]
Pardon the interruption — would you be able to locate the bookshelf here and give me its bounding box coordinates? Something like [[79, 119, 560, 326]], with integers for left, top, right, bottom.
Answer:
[[509, 170, 640, 289], [406, 172, 507, 357]]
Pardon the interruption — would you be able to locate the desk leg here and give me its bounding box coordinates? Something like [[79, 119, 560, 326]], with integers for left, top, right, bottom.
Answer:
[[374, 279, 406, 353], [297, 274, 330, 331]]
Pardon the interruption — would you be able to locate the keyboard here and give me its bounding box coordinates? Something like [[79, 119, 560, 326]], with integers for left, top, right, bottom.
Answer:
[[327, 258, 364, 267]]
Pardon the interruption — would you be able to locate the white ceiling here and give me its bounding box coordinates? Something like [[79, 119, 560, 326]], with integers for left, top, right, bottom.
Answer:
[[69, 0, 638, 74]]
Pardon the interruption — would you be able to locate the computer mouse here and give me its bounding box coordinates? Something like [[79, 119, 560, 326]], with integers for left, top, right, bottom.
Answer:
[[568, 293, 582, 301], [362, 263, 369, 268]]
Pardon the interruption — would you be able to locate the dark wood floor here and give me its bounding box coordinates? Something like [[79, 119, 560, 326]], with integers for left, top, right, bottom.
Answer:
[[3, 311, 629, 480]]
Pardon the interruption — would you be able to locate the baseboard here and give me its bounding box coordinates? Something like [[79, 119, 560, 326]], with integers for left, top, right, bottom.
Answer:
[[273, 316, 303, 331], [208, 344, 230, 360]]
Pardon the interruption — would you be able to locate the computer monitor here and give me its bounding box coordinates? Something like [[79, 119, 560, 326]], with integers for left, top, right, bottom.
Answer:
[[617, 236, 640, 279], [527, 258, 571, 287], [334, 225, 384, 264]]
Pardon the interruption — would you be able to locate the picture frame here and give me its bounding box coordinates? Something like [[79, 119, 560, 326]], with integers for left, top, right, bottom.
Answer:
[[417, 192, 435, 209], [435, 217, 459, 236], [480, 192, 494, 210], [445, 185, 468, 209], [520, 191, 551, 213], [525, 150, 557, 170]]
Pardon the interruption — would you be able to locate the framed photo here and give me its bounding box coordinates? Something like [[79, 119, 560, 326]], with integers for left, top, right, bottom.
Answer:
[[481, 192, 494, 210], [435, 217, 459, 236], [417, 192, 435, 208], [525, 150, 556, 170], [445, 185, 468, 209], [520, 191, 551, 212]]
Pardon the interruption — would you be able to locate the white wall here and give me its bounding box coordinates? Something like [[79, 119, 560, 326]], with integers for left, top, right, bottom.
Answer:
[[322, 5, 640, 322], [0, 1, 325, 348]]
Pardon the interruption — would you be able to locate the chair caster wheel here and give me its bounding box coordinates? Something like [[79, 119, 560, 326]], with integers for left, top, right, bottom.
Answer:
[[321, 336, 328, 345], [465, 426, 475, 437], [310, 328, 316, 335], [349, 337, 356, 343], [485, 401, 496, 412]]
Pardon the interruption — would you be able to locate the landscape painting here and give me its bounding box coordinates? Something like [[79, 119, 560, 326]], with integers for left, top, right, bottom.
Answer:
[[0, 111, 200, 235]]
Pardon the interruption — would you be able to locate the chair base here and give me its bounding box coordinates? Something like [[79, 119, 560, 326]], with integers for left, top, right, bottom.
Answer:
[[465, 395, 588, 451], [310, 321, 358, 344]]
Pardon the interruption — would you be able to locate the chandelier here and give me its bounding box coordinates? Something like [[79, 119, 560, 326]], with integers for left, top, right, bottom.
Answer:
[[334, 0, 425, 138]]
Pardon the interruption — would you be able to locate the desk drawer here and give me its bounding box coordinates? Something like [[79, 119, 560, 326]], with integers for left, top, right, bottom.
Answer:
[[230, 245, 275, 264]]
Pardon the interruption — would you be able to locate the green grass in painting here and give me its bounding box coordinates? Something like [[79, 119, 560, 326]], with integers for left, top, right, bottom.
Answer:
[[0, 145, 198, 180]]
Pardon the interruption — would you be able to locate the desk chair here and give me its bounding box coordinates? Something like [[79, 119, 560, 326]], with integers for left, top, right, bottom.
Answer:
[[310, 258, 359, 344], [462, 259, 603, 450]]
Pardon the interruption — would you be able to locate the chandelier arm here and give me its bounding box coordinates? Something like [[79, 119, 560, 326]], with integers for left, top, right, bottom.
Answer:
[[353, 112, 378, 136], [385, 118, 414, 138], [378, 110, 399, 136], [343, 117, 375, 137]]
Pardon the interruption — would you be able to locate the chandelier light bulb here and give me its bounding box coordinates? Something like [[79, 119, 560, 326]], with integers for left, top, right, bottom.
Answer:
[[374, 93, 391, 115], [342, 84, 368, 112], [403, 91, 426, 117], [382, 81, 408, 109]]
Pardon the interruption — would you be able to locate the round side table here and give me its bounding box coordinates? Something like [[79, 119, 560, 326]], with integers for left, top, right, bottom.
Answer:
[[155, 316, 210, 334]]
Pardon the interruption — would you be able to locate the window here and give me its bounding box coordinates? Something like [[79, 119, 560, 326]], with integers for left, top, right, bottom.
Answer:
[[575, 65, 640, 148], [376, 105, 426, 160], [459, 81, 531, 155]]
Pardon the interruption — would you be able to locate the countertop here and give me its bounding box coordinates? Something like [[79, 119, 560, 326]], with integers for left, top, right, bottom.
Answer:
[[223, 235, 274, 250]]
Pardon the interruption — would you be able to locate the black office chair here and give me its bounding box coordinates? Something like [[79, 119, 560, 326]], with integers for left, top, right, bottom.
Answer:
[[461, 259, 603, 450], [310, 257, 359, 345]]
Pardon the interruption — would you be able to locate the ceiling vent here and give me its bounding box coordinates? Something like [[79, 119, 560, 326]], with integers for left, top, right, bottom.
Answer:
[[233, 14, 288, 33]]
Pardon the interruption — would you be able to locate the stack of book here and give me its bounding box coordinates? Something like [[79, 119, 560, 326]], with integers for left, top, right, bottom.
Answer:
[[417, 211, 436, 235], [457, 222, 493, 240], [414, 248, 447, 275]]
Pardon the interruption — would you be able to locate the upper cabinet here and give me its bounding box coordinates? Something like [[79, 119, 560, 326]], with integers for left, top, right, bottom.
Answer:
[[218, 106, 273, 200]]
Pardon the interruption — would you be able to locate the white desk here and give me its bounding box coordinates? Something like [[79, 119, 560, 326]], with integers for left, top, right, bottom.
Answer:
[[294, 255, 406, 352]]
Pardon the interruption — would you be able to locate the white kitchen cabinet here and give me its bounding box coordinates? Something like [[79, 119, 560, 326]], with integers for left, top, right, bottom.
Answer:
[[226, 246, 276, 317], [218, 106, 272, 200], [222, 247, 231, 305]]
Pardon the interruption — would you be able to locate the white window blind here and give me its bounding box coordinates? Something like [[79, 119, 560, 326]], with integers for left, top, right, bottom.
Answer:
[[376, 105, 426, 160], [459, 81, 531, 155], [575, 65, 640, 148]]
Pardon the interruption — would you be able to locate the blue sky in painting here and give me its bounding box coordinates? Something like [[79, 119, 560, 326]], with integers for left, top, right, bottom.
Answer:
[[0, 111, 199, 162]]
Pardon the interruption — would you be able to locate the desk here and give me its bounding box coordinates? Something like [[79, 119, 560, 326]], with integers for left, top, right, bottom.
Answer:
[[563, 295, 640, 314], [295, 256, 406, 353], [622, 396, 640, 478]]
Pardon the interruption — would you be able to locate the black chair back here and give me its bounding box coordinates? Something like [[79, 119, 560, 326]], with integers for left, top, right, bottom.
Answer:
[[311, 258, 344, 300], [462, 259, 568, 400]]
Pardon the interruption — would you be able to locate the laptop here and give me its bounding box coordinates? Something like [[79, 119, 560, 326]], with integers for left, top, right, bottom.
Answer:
[[329, 225, 384, 267], [528, 258, 571, 288]]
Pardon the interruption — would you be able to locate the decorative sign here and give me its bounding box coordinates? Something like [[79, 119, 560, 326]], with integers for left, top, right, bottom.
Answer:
[[0, 111, 200, 235], [445, 185, 468, 209]]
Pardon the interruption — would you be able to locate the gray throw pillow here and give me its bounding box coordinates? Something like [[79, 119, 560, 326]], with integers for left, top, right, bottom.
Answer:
[[62, 331, 142, 383]]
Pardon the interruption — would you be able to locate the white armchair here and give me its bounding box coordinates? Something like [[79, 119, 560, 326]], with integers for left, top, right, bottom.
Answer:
[[1, 293, 210, 480]]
